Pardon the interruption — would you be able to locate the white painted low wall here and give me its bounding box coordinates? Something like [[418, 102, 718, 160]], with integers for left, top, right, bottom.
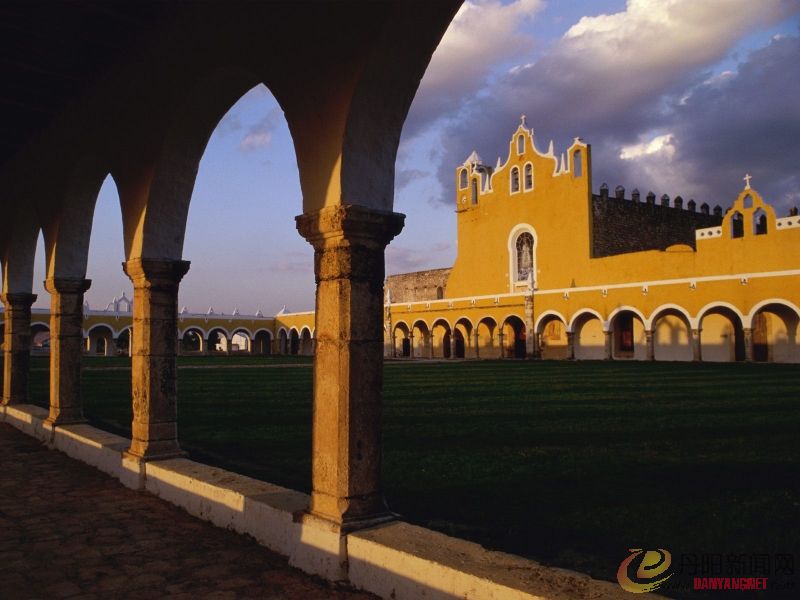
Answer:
[[2, 404, 639, 599]]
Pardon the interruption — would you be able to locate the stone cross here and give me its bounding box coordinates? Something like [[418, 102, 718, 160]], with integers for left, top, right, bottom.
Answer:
[[744, 173, 752, 189]]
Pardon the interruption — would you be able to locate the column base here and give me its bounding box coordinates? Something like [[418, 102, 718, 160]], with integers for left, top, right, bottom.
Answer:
[[300, 507, 398, 534], [124, 444, 187, 463], [44, 415, 87, 428]]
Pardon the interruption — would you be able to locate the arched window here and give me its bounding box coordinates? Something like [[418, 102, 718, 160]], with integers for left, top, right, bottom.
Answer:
[[515, 232, 534, 281], [731, 211, 744, 238], [436, 286, 444, 299], [459, 168, 468, 189], [524, 163, 533, 191], [573, 150, 582, 177], [753, 208, 767, 235], [510, 167, 520, 193], [517, 135, 524, 154], [471, 179, 478, 205]]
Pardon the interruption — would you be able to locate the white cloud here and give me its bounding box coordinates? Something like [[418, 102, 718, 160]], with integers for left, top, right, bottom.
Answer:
[[620, 133, 675, 160], [239, 108, 281, 152]]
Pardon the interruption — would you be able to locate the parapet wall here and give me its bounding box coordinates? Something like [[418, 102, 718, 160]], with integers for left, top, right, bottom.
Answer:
[[386, 268, 451, 302], [591, 188, 722, 258]]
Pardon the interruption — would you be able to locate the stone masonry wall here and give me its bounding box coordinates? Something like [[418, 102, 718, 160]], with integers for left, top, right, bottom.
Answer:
[[591, 191, 722, 258], [385, 268, 451, 303]]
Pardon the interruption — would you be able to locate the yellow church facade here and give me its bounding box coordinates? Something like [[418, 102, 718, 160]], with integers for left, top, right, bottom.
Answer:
[[384, 119, 800, 363]]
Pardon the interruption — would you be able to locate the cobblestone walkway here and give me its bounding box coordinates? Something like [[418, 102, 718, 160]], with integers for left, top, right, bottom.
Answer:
[[0, 423, 376, 600]]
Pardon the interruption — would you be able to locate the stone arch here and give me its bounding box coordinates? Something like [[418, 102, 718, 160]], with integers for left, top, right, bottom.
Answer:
[[207, 327, 232, 354], [253, 329, 273, 355], [289, 328, 300, 356], [570, 311, 605, 360], [536, 312, 568, 360], [392, 321, 411, 358], [649, 305, 693, 361], [299, 327, 313, 356], [476, 316, 498, 359], [277, 328, 289, 355], [180, 327, 206, 353], [431, 318, 452, 359], [698, 304, 745, 362], [30, 322, 51, 354], [1, 202, 41, 295], [501, 315, 526, 359], [748, 300, 800, 363], [116, 327, 131, 357], [411, 319, 431, 359], [608, 308, 647, 360], [87, 324, 115, 357], [231, 328, 254, 353], [453, 317, 474, 359]]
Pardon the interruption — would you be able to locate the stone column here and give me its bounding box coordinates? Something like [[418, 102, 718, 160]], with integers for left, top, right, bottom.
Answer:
[[408, 333, 415, 358], [1, 292, 37, 405], [532, 331, 541, 359], [296, 205, 404, 529], [604, 331, 613, 360], [123, 258, 190, 460], [449, 333, 456, 358], [524, 295, 535, 358], [497, 331, 505, 359], [743, 327, 753, 362], [566, 331, 575, 360], [44, 278, 91, 425], [691, 328, 702, 361], [645, 329, 655, 361], [428, 333, 435, 359], [473, 331, 480, 359]]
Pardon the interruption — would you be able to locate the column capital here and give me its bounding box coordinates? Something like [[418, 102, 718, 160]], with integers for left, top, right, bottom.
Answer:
[[296, 205, 405, 248], [123, 258, 190, 287], [44, 277, 91, 295], [0, 292, 37, 308]]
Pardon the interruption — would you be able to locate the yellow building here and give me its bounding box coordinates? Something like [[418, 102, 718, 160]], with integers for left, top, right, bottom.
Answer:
[[385, 118, 800, 363]]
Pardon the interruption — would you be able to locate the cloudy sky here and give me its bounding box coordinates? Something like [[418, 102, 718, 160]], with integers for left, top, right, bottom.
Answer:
[[29, 0, 800, 313]]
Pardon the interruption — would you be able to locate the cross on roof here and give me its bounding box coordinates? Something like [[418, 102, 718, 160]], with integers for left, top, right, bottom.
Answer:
[[520, 114, 527, 127], [743, 173, 752, 189]]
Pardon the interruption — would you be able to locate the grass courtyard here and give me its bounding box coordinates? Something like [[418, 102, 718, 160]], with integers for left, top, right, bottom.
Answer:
[[22, 356, 800, 591]]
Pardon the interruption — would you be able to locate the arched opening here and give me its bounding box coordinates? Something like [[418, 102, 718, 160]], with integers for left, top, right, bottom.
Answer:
[[278, 329, 288, 355], [289, 329, 300, 355], [431, 320, 451, 358], [572, 150, 583, 177], [610, 310, 647, 360], [459, 168, 468, 190], [515, 231, 534, 283], [253, 330, 272, 355], [510, 166, 520, 193], [572, 313, 604, 360], [517, 134, 524, 154], [652, 309, 692, 361], [411, 321, 431, 358], [730, 211, 744, 238], [116, 328, 131, 357], [502, 316, 526, 359], [454, 318, 473, 358], [207, 329, 230, 354], [476, 317, 498, 359], [30, 323, 51, 355], [537, 316, 568, 359], [231, 329, 252, 353], [299, 328, 313, 356], [87, 325, 115, 357], [393, 322, 411, 358], [699, 307, 744, 362], [523, 163, 533, 191], [471, 178, 478, 205], [753, 208, 767, 235], [751, 303, 799, 362], [181, 328, 204, 353], [436, 286, 444, 300]]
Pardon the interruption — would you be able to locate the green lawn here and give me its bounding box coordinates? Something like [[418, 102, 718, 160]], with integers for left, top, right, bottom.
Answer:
[[22, 356, 800, 592]]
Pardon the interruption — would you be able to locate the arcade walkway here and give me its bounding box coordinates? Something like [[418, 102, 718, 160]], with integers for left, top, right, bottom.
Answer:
[[0, 423, 375, 599]]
